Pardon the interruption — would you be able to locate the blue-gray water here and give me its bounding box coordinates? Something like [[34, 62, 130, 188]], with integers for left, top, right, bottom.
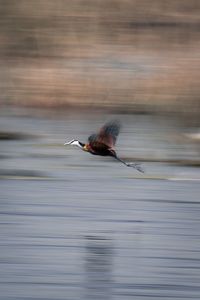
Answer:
[[0, 109, 200, 299]]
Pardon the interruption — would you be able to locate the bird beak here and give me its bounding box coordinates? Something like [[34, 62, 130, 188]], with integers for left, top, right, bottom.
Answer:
[[64, 139, 74, 145]]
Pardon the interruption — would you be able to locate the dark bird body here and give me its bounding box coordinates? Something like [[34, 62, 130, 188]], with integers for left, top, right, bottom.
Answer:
[[64, 120, 144, 173], [85, 142, 116, 156]]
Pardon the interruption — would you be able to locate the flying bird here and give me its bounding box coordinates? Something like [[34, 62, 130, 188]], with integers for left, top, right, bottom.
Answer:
[[64, 120, 144, 173]]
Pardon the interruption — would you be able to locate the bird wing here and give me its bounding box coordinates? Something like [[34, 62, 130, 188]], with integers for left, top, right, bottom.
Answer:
[[88, 120, 121, 148]]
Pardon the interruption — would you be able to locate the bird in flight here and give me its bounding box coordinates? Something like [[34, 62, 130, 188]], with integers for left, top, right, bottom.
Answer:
[[64, 120, 144, 173]]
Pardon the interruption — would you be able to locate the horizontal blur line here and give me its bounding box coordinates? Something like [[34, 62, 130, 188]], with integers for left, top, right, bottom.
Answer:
[[144, 256, 200, 262], [114, 283, 200, 291], [164, 265, 200, 269], [0, 212, 84, 218], [129, 21, 200, 29], [0, 243, 83, 248], [139, 247, 200, 253], [0, 281, 81, 287], [136, 199, 200, 205], [114, 291, 200, 298], [2, 16, 200, 29], [114, 292, 197, 298], [169, 178, 200, 182], [0, 176, 52, 180]]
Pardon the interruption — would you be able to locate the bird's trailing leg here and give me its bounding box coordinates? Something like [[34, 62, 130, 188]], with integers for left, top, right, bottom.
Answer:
[[126, 162, 144, 173], [114, 156, 144, 173]]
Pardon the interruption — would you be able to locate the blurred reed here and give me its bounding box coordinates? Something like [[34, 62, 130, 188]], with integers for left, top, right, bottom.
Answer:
[[0, 0, 200, 120]]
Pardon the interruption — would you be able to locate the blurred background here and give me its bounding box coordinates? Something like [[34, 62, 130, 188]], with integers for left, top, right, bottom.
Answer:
[[0, 0, 200, 117], [0, 1, 200, 299]]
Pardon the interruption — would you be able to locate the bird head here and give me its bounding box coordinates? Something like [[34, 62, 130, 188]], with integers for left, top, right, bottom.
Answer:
[[64, 139, 84, 149], [64, 139, 78, 146]]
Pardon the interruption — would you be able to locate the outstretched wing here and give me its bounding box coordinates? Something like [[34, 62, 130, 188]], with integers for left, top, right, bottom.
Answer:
[[88, 120, 121, 148]]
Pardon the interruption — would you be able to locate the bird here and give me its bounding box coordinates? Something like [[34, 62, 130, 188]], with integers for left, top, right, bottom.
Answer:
[[64, 120, 144, 173]]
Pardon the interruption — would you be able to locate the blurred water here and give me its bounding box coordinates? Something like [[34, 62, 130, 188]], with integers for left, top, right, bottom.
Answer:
[[0, 109, 200, 300]]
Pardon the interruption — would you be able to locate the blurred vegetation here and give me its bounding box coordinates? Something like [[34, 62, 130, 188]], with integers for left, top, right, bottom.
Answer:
[[0, 0, 200, 120]]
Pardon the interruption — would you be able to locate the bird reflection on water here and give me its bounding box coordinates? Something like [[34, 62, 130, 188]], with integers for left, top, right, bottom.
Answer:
[[84, 236, 113, 300]]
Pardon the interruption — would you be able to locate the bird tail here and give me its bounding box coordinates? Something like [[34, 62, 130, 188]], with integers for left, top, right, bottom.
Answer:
[[114, 156, 144, 173]]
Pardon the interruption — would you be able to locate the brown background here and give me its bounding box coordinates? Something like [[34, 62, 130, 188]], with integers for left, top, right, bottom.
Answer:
[[0, 0, 200, 116]]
